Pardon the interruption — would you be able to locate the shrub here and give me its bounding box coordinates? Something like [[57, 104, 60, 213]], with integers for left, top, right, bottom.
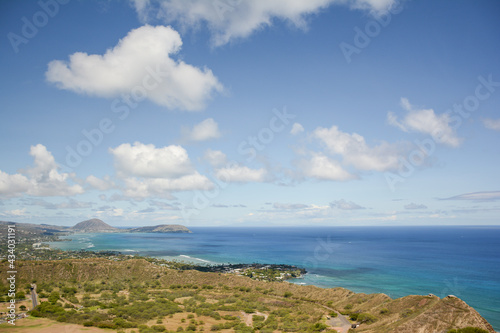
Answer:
[[186, 323, 197, 331], [380, 308, 389, 314], [284, 292, 293, 298], [253, 315, 265, 322], [97, 322, 116, 329], [357, 313, 377, 324], [152, 325, 166, 332], [210, 324, 222, 331], [400, 309, 413, 318], [310, 322, 328, 332]]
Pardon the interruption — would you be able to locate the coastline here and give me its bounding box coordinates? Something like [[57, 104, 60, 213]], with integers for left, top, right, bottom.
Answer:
[[1, 256, 496, 333], [3, 225, 500, 331]]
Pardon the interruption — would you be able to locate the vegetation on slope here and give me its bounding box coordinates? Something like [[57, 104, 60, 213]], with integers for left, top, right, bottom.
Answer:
[[0, 258, 495, 333]]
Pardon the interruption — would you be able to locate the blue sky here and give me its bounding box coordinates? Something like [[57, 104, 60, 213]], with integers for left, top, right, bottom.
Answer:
[[1, 0, 499, 227]]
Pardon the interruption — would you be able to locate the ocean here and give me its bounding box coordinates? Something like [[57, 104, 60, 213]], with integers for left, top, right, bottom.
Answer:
[[48, 226, 500, 330]]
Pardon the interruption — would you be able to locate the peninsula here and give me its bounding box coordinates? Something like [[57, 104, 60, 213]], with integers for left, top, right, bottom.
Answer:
[[0, 219, 192, 236]]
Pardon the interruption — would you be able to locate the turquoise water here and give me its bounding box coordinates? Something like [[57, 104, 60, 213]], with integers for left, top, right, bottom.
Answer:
[[49, 226, 500, 330]]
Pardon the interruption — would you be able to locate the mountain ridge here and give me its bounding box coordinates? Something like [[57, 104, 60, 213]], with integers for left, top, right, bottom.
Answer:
[[0, 219, 192, 234]]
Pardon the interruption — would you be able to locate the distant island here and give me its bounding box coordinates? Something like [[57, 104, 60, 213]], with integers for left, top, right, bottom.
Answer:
[[127, 224, 192, 233], [0, 218, 192, 235]]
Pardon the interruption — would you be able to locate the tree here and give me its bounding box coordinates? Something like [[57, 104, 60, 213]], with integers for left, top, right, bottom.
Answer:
[[48, 291, 60, 304]]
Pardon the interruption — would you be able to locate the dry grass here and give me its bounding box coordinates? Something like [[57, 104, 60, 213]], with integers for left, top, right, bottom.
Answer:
[[0, 259, 495, 333]]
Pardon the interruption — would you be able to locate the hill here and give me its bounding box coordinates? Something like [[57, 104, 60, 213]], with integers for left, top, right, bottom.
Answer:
[[127, 224, 192, 233], [0, 221, 70, 241], [0, 258, 494, 332], [70, 218, 118, 233]]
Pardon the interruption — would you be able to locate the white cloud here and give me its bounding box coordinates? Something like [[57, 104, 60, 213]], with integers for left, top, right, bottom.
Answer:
[[388, 98, 462, 147], [46, 25, 222, 111], [330, 199, 365, 210], [0, 171, 30, 196], [96, 207, 124, 217], [404, 202, 427, 210], [86, 175, 115, 191], [203, 149, 227, 167], [482, 118, 500, 131], [181, 118, 221, 142], [110, 142, 194, 178], [122, 174, 213, 198], [290, 122, 304, 135], [0, 144, 83, 197], [313, 125, 404, 172], [109, 142, 213, 198], [132, 0, 397, 46], [3, 208, 27, 216], [297, 153, 355, 181], [215, 165, 267, 183]]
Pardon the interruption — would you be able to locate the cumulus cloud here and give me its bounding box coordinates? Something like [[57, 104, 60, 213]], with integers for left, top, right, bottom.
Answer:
[[313, 125, 405, 172], [0, 171, 30, 196], [290, 122, 304, 135], [132, 0, 397, 46], [110, 142, 194, 178], [203, 149, 227, 167], [86, 175, 115, 191], [482, 118, 500, 131], [404, 202, 427, 210], [181, 118, 221, 142], [121, 174, 213, 198], [0, 144, 83, 197], [330, 199, 365, 210], [46, 25, 222, 111], [214, 165, 267, 183], [388, 98, 462, 147], [109, 142, 213, 198], [297, 153, 355, 181]]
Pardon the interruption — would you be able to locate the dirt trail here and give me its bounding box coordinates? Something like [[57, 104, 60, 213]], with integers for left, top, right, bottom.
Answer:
[[242, 311, 269, 326], [318, 304, 351, 333]]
